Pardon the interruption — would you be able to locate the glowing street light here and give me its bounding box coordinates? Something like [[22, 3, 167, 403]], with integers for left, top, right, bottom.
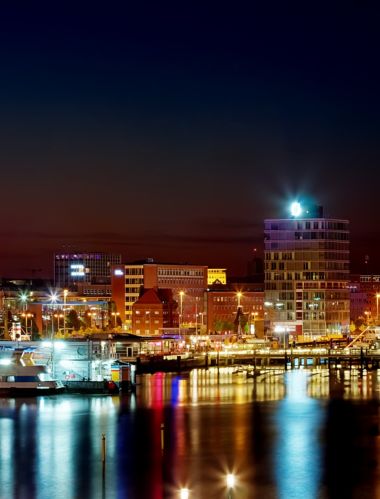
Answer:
[[376, 293, 380, 323], [226, 473, 235, 497], [63, 289, 68, 336], [236, 292, 242, 309], [179, 489, 189, 499], [19, 292, 28, 311], [49, 292, 58, 304]]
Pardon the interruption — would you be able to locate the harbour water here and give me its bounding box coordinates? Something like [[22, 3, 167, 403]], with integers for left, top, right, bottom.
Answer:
[[0, 367, 379, 498]]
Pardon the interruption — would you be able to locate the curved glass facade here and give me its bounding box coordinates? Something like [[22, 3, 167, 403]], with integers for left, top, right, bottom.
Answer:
[[264, 218, 350, 338]]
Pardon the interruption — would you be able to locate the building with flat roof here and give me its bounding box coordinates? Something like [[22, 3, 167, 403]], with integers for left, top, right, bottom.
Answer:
[[264, 203, 350, 340], [112, 260, 207, 329], [207, 269, 227, 286], [54, 252, 122, 289]]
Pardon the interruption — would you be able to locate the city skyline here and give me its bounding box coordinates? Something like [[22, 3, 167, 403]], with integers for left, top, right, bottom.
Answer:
[[1, 4, 380, 277]]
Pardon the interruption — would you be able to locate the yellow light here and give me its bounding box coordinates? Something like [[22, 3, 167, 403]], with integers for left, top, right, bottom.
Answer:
[[226, 473, 235, 489], [179, 488, 189, 499]]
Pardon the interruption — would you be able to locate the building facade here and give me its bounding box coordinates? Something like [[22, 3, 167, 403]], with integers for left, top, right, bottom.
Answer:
[[264, 205, 350, 339], [54, 252, 122, 289], [206, 289, 264, 336], [207, 269, 227, 286], [131, 288, 178, 335], [349, 274, 380, 323], [112, 260, 207, 329]]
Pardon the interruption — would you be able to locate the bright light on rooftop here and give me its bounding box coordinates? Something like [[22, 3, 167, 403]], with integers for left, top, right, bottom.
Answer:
[[290, 201, 302, 217]]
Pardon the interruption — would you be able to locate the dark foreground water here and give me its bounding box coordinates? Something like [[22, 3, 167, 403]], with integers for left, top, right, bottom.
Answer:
[[0, 368, 380, 499]]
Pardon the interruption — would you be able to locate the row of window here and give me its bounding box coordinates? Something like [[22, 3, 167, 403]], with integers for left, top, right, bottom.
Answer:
[[265, 262, 349, 271], [134, 320, 160, 324], [158, 269, 204, 277], [265, 221, 348, 231], [265, 231, 349, 241], [266, 242, 349, 251], [266, 272, 348, 281], [266, 281, 347, 291], [82, 289, 112, 295], [265, 251, 349, 261]]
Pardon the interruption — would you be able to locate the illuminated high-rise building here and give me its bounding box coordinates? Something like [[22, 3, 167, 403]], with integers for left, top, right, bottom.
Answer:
[[264, 203, 350, 340], [54, 252, 122, 289]]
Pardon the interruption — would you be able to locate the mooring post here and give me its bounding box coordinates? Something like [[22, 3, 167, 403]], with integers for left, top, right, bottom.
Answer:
[[101, 433, 106, 478], [161, 423, 165, 453]]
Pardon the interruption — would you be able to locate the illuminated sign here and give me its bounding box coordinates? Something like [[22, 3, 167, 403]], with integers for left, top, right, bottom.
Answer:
[[114, 269, 124, 276]]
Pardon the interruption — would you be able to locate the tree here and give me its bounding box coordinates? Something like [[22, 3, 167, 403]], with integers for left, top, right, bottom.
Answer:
[[66, 309, 82, 331]]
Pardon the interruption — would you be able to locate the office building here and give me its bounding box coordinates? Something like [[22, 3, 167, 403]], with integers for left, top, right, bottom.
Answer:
[[207, 269, 227, 286], [264, 202, 350, 339], [54, 252, 122, 289], [112, 259, 207, 329]]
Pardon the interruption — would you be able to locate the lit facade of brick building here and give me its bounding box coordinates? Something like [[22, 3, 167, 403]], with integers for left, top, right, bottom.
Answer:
[[206, 290, 264, 336], [131, 288, 178, 335], [112, 260, 207, 329]]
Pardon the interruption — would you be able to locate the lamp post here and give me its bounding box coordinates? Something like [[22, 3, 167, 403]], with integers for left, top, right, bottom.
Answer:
[[226, 473, 235, 499], [199, 312, 204, 326], [236, 292, 243, 337], [179, 291, 184, 331], [63, 289, 68, 336], [22, 312, 32, 336], [195, 298, 198, 336], [55, 313, 64, 333], [237, 292, 242, 309], [111, 312, 120, 328], [49, 292, 58, 339], [19, 292, 28, 312]]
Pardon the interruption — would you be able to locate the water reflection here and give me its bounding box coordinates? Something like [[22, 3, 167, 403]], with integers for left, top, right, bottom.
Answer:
[[0, 368, 379, 498], [275, 371, 324, 499]]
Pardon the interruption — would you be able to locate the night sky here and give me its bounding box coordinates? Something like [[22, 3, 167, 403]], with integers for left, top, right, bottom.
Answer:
[[1, 3, 380, 278]]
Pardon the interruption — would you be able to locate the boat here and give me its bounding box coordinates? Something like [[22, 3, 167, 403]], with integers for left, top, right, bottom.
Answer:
[[0, 349, 64, 396]]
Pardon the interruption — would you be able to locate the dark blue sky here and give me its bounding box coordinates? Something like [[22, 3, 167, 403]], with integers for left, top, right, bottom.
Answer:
[[1, 3, 380, 276]]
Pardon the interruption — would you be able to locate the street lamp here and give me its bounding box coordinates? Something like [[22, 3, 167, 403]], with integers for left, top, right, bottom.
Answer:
[[236, 292, 242, 309], [63, 289, 68, 336], [19, 292, 28, 311], [195, 297, 199, 336], [226, 473, 235, 498], [21, 312, 33, 336], [49, 292, 58, 339], [54, 313, 64, 332], [179, 291, 185, 330], [111, 311, 120, 328]]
